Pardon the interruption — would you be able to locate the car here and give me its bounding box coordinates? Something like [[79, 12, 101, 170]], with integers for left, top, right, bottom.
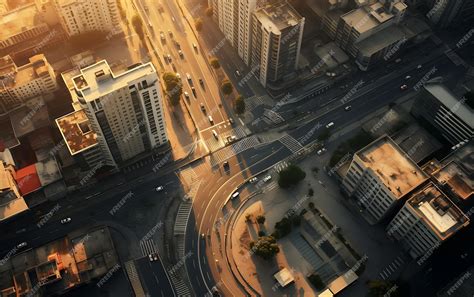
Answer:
[[148, 22, 153, 28], [226, 135, 237, 144], [191, 87, 197, 97], [325, 122, 335, 128], [149, 254, 158, 262], [405, 75, 411, 80], [160, 31, 165, 41], [168, 30, 173, 37], [156, 186, 164, 192], [184, 91, 189, 99], [176, 73, 181, 80], [60, 217, 72, 224], [199, 78, 204, 86], [249, 177, 258, 183], [344, 105, 351, 111], [211, 286, 220, 296], [171, 16, 175, 22], [395, 58, 402, 63], [231, 191, 240, 199], [400, 84, 408, 90], [417, 64, 422, 69], [263, 175, 272, 182], [212, 130, 218, 139], [167, 54, 172, 63], [193, 43, 198, 51], [235, 70, 241, 77], [201, 233, 206, 239], [208, 115, 213, 124], [186, 73, 192, 82], [317, 148, 327, 155], [223, 161, 229, 168], [16, 242, 27, 249], [175, 41, 181, 49], [326, 72, 336, 77], [228, 118, 234, 125], [178, 50, 184, 58], [200, 103, 206, 112]]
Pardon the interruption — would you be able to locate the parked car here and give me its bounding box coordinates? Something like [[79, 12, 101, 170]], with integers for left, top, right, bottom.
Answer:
[[199, 78, 204, 86], [235, 70, 241, 77], [167, 54, 172, 63], [149, 254, 158, 262], [60, 217, 72, 224], [193, 43, 198, 51], [168, 30, 173, 37], [184, 91, 189, 99], [416, 64, 422, 69], [176, 73, 181, 80], [405, 75, 411, 80], [223, 161, 229, 168], [186, 73, 192, 82], [228, 118, 234, 125], [191, 87, 196, 97]]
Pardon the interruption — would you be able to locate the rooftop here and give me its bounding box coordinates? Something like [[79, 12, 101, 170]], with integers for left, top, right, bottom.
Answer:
[[423, 80, 474, 128], [55, 109, 98, 155], [356, 135, 428, 199], [0, 54, 52, 89], [10, 96, 50, 138], [433, 141, 473, 200], [0, 162, 28, 221], [408, 183, 469, 240], [0, 3, 46, 42], [254, 1, 304, 35], [71, 60, 156, 102]]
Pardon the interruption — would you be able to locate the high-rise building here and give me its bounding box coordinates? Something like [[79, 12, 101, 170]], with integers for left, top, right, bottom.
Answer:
[[342, 135, 429, 223], [56, 60, 167, 170], [387, 183, 469, 258], [426, 0, 474, 28], [53, 0, 121, 37], [0, 54, 58, 115], [411, 79, 473, 145], [251, 1, 304, 87]]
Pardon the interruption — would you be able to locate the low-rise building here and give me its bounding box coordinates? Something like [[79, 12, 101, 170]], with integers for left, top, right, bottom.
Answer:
[[0, 160, 29, 222], [342, 135, 429, 224], [387, 183, 469, 258]]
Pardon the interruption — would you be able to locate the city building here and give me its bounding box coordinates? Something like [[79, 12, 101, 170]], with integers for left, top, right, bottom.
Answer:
[[387, 183, 469, 258], [0, 54, 58, 115], [0, 160, 29, 222], [0, 227, 119, 296], [426, 0, 474, 28], [411, 79, 473, 145], [251, 1, 304, 87], [53, 0, 121, 37], [56, 60, 168, 170], [342, 135, 429, 223]]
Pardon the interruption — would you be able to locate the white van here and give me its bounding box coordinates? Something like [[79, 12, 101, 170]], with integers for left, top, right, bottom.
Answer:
[[326, 122, 335, 129]]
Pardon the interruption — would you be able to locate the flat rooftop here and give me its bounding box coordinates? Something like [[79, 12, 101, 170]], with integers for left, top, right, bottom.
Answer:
[[71, 60, 156, 102], [0, 162, 28, 221], [0, 3, 45, 41], [408, 183, 469, 240], [254, 1, 304, 35], [0, 54, 51, 89], [56, 109, 98, 155], [356, 135, 428, 199]]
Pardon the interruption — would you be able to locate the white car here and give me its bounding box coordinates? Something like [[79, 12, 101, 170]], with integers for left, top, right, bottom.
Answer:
[[186, 73, 192, 81], [231, 191, 240, 199], [167, 54, 172, 63], [176, 73, 181, 80], [235, 70, 241, 77], [60, 217, 72, 224], [160, 32, 165, 41], [263, 175, 272, 182], [212, 130, 218, 139], [178, 50, 184, 58], [184, 91, 189, 99], [405, 75, 411, 80], [400, 84, 408, 91], [156, 186, 164, 192], [16, 242, 27, 249], [325, 122, 335, 129], [208, 115, 214, 124], [416, 64, 422, 69], [344, 105, 351, 111], [249, 177, 258, 184]]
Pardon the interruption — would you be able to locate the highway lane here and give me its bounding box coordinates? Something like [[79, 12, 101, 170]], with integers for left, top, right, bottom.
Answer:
[[136, 256, 176, 297]]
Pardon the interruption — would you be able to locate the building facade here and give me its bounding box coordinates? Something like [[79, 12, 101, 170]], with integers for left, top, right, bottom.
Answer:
[[387, 183, 469, 258], [426, 0, 474, 28], [57, 60, 167, 170], [53, 0, 121, 37], [251, 1, 304, 87], [0, 54, 58, 115], [342, 135, 428, 223], [411, 79, 473, 145]]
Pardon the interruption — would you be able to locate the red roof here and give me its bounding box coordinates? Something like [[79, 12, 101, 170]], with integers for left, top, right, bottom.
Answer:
[[15, 164, 41, 195]]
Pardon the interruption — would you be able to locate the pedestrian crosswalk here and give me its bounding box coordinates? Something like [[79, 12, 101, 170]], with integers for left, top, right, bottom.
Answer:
[[169, 271, 192, 296], [210, 135, 261, 167], [262, 181, 279, 193], [379, 255, 405, 280], [246, 95, 272, 110], [279, 134, 304, 153], [263, 109, 285, 125], [174, 200, 193, 236], [204, 126, 251, 153], [140, 239, 158, 257], [273, 160, 289, 173], [124, 261, 146, 297]]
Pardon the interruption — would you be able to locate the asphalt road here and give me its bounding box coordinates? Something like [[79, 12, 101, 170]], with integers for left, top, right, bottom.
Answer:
[[136, 256, 176, 297]]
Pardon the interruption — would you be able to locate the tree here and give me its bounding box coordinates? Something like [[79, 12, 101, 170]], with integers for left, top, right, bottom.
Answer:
[[195, 18, 203, 31], [251, 236, 279, 260], [235, 96, 245, 114], [162, 72, 182, 106], [221, 79, 233, 95], [308, 188, 314, 197], [278, 165, 306, 188], [256, 215, 266, 224], [274, 217, 292, 238], [205, 7, 213, 17], [210, 57, 220, 69], [132, 15, 145, 38]]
